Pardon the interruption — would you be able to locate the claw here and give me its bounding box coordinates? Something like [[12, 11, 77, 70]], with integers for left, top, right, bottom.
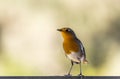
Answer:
[[78, 74, 84, 76]]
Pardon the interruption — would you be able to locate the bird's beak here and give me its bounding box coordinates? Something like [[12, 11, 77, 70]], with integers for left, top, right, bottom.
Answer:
[[57, 29, 62, 31]]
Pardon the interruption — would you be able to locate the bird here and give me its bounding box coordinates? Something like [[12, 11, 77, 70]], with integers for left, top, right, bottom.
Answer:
[[57, 27, 88, 76]]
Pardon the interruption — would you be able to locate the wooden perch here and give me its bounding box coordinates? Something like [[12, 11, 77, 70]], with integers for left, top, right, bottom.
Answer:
[[0, 76, 119, 79]]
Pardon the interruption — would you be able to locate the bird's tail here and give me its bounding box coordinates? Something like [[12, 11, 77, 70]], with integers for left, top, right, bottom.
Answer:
[[83, 58, 88, 64]]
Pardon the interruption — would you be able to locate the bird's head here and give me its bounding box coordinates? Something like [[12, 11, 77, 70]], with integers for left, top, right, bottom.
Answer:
[[57, 27, 76, 39]]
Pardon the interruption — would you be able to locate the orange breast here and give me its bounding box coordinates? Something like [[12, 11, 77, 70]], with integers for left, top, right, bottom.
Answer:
[[63, 39, 80, 54]]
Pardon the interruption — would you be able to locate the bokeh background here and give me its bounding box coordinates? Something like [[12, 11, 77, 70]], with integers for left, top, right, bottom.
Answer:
[[0, 0, 120, 76]]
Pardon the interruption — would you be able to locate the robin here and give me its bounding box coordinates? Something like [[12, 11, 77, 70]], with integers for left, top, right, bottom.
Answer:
[[57, 27, 88, 76]]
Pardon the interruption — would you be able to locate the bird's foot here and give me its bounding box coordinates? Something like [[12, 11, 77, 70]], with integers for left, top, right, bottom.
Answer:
[[78, 73, 84, 76], [64, 74, 72, 77], [78, 73, 84, 79], [78, 73, 84, 77]]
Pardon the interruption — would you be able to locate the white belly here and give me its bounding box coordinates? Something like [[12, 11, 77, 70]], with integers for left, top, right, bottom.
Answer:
[[67, 52, 84, 63]]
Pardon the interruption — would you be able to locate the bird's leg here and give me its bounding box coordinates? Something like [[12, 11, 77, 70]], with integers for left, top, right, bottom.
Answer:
[[79, 61, 82, 75], [78, 61, 84, 77], [66, 60, 74, 76]]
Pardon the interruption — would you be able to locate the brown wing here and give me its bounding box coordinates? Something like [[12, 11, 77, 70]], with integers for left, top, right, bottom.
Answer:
[[76, 38, 86, 58]]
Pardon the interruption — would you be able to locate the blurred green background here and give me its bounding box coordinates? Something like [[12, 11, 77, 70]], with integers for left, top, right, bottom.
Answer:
[[0, 0, 120, 76]]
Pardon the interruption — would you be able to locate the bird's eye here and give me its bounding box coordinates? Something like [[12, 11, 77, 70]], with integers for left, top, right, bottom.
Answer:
[[66, 29, 71, 32]]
